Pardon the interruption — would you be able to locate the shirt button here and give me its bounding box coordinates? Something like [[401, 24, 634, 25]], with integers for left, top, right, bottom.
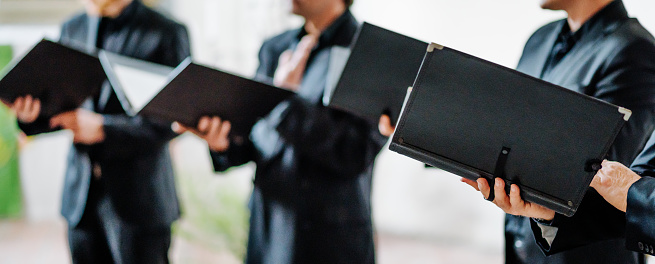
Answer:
[[515, 240, 524, 248], [93, 163, 102, 179]]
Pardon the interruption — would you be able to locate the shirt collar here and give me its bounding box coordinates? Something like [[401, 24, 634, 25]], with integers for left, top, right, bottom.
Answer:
[[296, 9, 357, 48], [560, 0, 628, 40]]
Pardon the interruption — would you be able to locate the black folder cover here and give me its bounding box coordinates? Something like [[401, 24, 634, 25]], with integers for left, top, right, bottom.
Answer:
[[326, 22, 427, 124], [389, 43, 631, 216], [138, 59, 295, 136], [0, 39, 105, 118]]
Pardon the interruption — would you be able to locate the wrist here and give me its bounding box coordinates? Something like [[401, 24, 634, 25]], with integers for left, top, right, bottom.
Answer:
[[533, 217, 554, 225], [535, 210, 556, 222]]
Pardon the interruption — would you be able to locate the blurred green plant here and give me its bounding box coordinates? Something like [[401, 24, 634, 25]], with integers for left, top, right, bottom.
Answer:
[[0, 45, 22, 218], [173, 166, 250, 260]]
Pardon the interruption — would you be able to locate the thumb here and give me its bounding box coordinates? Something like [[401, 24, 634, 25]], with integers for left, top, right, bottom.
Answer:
[[171, 122, 188, 134], [590, 173, 602, 189]]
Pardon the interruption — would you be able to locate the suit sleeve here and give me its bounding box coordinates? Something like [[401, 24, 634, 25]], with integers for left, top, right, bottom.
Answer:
[[272, 97, 386, 179], [531, 38, 655, 255], [209, 140, 256, 172], [262, 40, 386, 178], [625, 176, 655, 255], [593, 38, 655, 165]]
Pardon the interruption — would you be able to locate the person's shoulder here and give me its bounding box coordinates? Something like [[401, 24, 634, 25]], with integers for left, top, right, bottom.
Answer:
[[60, 11, 89, 41], [260, 29, 300, 54], [61, 12, 87, 30], [609, 18, 655, 49], [528, 20, 564, 42], [591, 18, 655, 67]]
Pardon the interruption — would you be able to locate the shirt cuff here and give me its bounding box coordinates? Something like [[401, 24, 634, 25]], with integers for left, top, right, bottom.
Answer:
[[536, 221, 559, 246]]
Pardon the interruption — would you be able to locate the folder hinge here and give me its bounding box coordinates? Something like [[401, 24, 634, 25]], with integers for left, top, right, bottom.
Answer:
[[486, 147, 511, 202], [427, 43, 444, 52]]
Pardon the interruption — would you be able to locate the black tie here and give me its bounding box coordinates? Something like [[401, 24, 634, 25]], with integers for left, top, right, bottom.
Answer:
[[542, 29, 577, 76]]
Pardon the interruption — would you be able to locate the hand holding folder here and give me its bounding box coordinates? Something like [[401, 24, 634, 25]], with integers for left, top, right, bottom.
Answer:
[[172, 116, 232, 152], [3, 95, 41, 124], [100, 52, 295, 138], [462, 177, 556, 221]]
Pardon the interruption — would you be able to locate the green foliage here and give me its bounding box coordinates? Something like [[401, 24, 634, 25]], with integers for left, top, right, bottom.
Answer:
[[0, 45, 22, 218], [173, 167, 250, 259]]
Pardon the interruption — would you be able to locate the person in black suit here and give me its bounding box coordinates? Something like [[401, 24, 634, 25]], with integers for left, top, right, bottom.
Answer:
[[7, 0, 190, 263], [462, 0, 655, 263], [174, 0, 387, 263]]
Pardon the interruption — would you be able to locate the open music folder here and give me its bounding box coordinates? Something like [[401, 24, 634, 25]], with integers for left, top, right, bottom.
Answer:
[[0, 39, 105, 118], [324, 22, 428, 125], [101, 52, 295, 137], [390, 43, 631, 216]]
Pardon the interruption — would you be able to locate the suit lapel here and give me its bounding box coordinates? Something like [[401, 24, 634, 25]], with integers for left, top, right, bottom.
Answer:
[[542, 17, 625, 92], [534, 26, 560, 78], [85, 16, 100, 49], [516, 21, 561, 79], [542, 21, 602, 84]]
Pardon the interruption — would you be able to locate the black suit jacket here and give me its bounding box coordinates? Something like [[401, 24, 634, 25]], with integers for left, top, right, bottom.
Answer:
[[505, 1, 655, 263], [625, 132, 655, 255], [625, 177, 655, 255], [20, 1, 190, 228], [210, 10, 387, 264]]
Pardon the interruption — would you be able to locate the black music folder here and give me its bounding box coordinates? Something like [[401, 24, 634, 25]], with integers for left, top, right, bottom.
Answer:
[[390, 43, 631, 216], [130, 59, 295, 136], [325, 22, 428, 124], [0, 39, 105, 118]]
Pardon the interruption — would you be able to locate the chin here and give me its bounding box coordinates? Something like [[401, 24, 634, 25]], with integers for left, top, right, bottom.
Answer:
[[539, 0, 564, 10], [291, 0, 301, 15]]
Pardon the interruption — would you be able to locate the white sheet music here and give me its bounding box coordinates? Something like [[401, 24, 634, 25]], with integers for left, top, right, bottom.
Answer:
[[113, 64, 169, 112]]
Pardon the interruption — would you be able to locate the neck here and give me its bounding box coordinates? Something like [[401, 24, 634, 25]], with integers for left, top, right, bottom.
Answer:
[[303, 5, 346, 36], [86, 0, 134, 18], [565, 0, 613, 32]]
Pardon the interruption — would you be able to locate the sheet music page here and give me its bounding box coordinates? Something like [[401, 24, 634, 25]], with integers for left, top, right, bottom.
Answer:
[[113, 64, 169, 112]]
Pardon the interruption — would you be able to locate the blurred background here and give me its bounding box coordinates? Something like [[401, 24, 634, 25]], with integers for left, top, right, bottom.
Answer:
[[1, 0, 655, 263]]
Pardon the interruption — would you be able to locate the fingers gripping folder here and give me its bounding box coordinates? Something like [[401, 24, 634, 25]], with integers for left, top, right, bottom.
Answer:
[[485, 147, 511, 202]]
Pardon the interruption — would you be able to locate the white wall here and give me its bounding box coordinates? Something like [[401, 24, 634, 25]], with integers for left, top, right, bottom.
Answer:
[[3, 0, 655, 253]]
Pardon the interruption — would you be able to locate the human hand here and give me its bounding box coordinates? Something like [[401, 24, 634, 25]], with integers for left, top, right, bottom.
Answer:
[[50, 109, 105, 144], [590, 160, 641, 212], [273, 34, 318, 91], [462, 177, 556, 220], [378, 114, 395, 137], [172, 116, 231, 152], [6, 95, 41, 123]]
